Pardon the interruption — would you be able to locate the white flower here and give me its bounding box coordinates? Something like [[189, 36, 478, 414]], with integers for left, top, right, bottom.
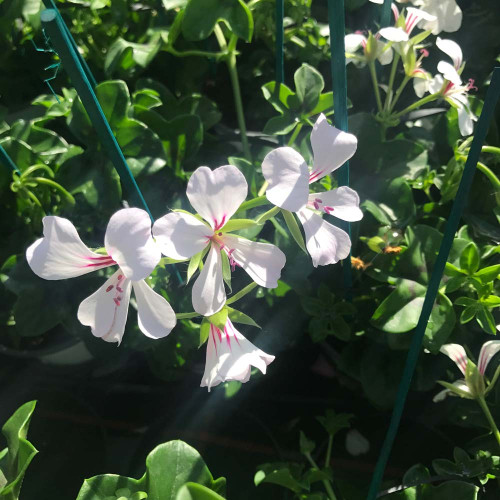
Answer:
[[26, 208, 176, 344], [262, 114, 363, 267], [201, 318, 274, 392], [153, 165, 286, 317], [434, 341, 500, 402], [344, 32, 396, 66], [345, 429, 370, 456]]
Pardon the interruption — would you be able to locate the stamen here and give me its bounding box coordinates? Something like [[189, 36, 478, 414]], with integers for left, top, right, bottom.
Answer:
[[113, 298, 121, 306], [116, 286, 123, 293], [467, 78, 477, 91], [324, 206, 334, 214], [106, 285, 114, 292], [419, 48, 429, 57], [117, 275, 123, 280]]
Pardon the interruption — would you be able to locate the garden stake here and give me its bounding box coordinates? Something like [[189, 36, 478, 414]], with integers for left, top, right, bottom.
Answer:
[[380, 0, 393, 28], [367, 66, 500, 500], [0, 144, 20, 174], [327, 0, 353, 298], [40, 9, 153, 221], [275, 0, 284, 147], [41, 0, 97, 89]]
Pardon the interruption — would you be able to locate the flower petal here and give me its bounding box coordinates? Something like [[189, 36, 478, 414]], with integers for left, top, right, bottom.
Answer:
[[262, 147, 309, 212], [221, 234, 286, 288], [192, 245, 226, 316], [344, 33, 366, 53], [440, 343, 468, 375], [132, 279, 176, 339], [436, 37, 463, 69], [77, 270, 132, 344], [153, 211, 210, 260], [405, 7, 436, 35], [437, 61, 462, 86], [26, 216, 114, 280], [428, 74, 444, 94], [478, 341, 500, 375], [310, 114, 357, 183], [310, 187, 363, 222], [104, 208, 160, 281], [377, 41, 394, 66], [187, 165, 248, 230], [433, 379, 470, 402], [423, 0, 462, 35], [296, 208, 351, 267], [457, 102, 475, 137], [201, 320, 274, 391], [379, 27, 409, 42]]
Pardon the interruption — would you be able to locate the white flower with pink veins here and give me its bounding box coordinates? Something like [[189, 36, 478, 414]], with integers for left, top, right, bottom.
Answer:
[[201, 318, 275, 391], [262, 114, 363, 268], [153, 164, 286, 317], [26, 208, 176, 344]]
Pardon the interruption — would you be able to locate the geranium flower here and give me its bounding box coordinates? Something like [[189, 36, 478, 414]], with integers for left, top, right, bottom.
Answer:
[[201, 318, 274, 391], [153, 165, 286, 317], [430, 37, 477, 136], [345, 31, 398, 66], [434, 341, 500, 402], [262, 114, 363, 267], [26, 208, 176, 344]]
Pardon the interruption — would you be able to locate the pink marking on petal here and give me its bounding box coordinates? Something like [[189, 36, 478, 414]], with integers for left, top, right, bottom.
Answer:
[[392, 4, 399, 22], [83, 260, 115, 268], [213, 215, 227, 231], [216, 327, 222, 343], [211, 325, 218, 356], [309, 170, 323, 183]]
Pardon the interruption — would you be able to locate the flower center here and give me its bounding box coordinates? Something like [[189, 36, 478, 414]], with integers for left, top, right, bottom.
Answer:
[[213, 215, 227, 231], [208, 233, 241, 272]]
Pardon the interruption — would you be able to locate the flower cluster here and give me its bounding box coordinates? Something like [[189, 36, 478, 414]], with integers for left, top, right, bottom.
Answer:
[[26, 114, 363, 391]]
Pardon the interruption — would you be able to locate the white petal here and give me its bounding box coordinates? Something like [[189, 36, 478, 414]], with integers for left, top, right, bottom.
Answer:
[[423, 0, 462, 35], [440, 343, 468, 375], [437, 61, 462, 86], [428, 74, 444, 94], [405, 7, 436, 35], [26, 216, 114, 280], [478, 341, 500, 375], [201, 320, 274, 391], [261, 147, 309, 212], [457, 104, 475, 137], [433, 379, 470, 402], [104, 208, 160, 281], [310, 114, 357, 183], [153, 211, 210, 260], [368, 0, 383, 4], [436, 37, 463, 68], [310, 187, 363, 222], [296, 208, 351, 267], [186, 165, 248, 230], [379, 27, 409, 42], [221, 234, 286, 288], [345, 429, 370, 456], [344, 33, 366, 53], [192, 245, 226, 316], [132, 279, 176, 339], [377, 41, 394, 66], [413, 77, 428, 98], [77, 270, 131, 344]]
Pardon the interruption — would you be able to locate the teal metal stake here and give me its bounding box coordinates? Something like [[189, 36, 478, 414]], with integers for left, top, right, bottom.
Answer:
[[0, 145, 20, 173], [327, 0, 353, 297], [380, 0, 393, 28], [367, 66, 500, 499], [41, 9, 153, 220], [276, 0, 284, 147]]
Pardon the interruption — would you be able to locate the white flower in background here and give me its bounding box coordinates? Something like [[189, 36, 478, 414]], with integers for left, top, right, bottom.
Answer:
[[345, 31, 396, 66], [430, 37, 477, 136], [262, 114, 363, 267], [369, 0, 462, 35], [201, 318, 274, 391], [26, 208, 176, 344], [434, 342, 500, 402], [153, 165, 286, 317], [345, 429, 370, 456]]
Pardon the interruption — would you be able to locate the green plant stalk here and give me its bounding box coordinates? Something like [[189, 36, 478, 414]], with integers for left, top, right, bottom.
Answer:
[[476, 396, 500, 449], [325, 435, 333, 469], [226, 282, 258, 305], [389, 74, 411, 112], [384, 53, 400, 111], [165, 46, 226, 59], [214, 25, 251, 160], [305, 452, 337, 500], [457, 156, 500, 203], [33, 177, 75, 204], [257, 122, 303, 196], [368, 61, 383, 113], [392, 92, 439, 119], [236, 195, 270, 213], [481, 146, 500, 155], [175, 312, 200, 320]]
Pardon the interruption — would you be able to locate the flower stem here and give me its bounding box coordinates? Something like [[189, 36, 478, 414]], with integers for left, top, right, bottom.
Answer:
[[368, 61, 383, 113], [305, 452, 337, 500], [325, 435, 333, 469], [236, 195, 270, 213], [480, 146, 500, 156], [226, 282, 258, 305], [214, 25, 251, 161], [392, 93, 439, 119], [33, 177, 75, 204], [389, 75, 411, 112], [384, 53, 400, 111], [477, 396, 500, 450]]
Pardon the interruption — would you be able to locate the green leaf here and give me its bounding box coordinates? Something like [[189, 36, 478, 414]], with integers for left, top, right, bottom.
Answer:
[[476, 306, 496, 335], [282, 210, 307, 253], [445, 262, 467, 277], [76, 474, 147, 500], [181, 0, 253, 42], [445, 275, 467, 293], [207, 307, 228, 330], [220, 250, 232, 292], [460, 305, 477, 324], [0, 401, 38, 500], [263, 114, 298, 135], [460, 243, 481, 275], [254, 463, 307, 493], [309, 91, 334, 116], [187, 247, 209, 284], [299, 431, 315, 455], [474, 264, 500, 284], [481, 295, 500, 307], [261, 82, 295, 114], [176, 483, 225, 500], [226, 307, 260, 328], [316, 410, 352, 438], [221, 219, 257, 232], [199, 319, 211, 346], [294, 64, 324, 114]]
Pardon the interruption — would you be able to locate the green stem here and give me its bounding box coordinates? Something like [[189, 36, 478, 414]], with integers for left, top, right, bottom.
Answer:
[[305, 452, 337, 500], [477, 396, 500, 450], [389, 75, 411, 112], [457, 156, 500, 200], [325, 435, 333, 469], [226, 282, 258, 305], [25, 189, 45, 213], [480, 146, 500, 155], [235, 195, 270, 213], [165, 46, 226, 59], [33, 177, 75, 204], [368, 61, 383, 113], [384, 53, 400, 111], [214, 25, 251, 160], [175, 312, 201, 320], [255, 205, 280, 224], [392, 93, 439, 119]]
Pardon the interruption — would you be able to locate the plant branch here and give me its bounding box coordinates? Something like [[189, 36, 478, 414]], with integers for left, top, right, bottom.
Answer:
[[392, 93, 439, 119], [304, 452, 337, 500], [368, 61, 383, 113], [477, 396, 500, 450], [384, 53, 400, 111]]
